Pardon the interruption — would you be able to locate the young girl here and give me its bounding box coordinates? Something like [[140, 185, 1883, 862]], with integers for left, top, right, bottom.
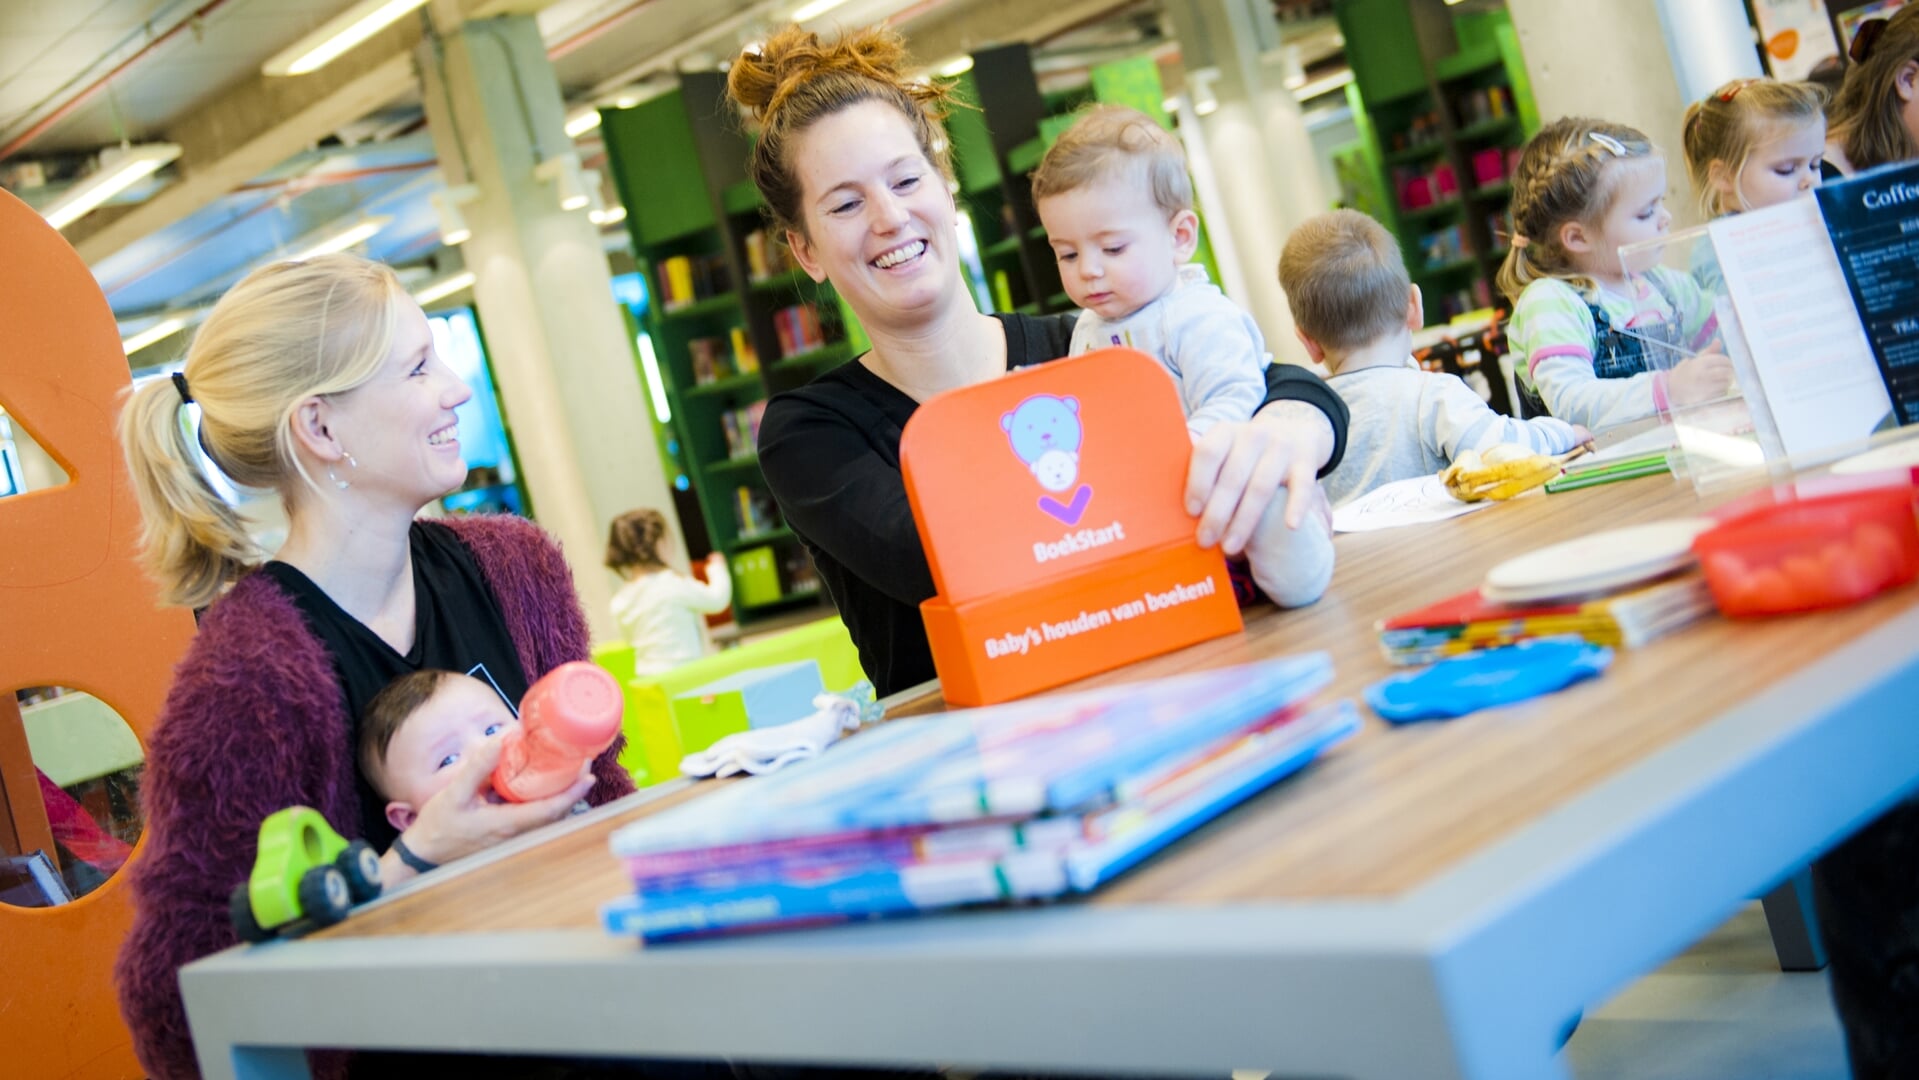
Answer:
[[1683, 78, 1827, 219], [605, 509, 731, 676], [1500, 117, 1735, 429]]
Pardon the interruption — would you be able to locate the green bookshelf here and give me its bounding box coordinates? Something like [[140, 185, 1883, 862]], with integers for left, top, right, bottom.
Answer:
[[600, 73, 867, 624], [1336, 0, 1540, 329]]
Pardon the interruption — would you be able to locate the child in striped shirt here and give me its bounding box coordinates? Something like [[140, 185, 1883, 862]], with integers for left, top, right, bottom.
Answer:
[[1280, 210, 1587, 507], [1500, 117, 1736, 430]]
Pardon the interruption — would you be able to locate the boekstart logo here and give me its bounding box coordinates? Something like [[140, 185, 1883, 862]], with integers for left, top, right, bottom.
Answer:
[[1001, 393, 1093, 526]]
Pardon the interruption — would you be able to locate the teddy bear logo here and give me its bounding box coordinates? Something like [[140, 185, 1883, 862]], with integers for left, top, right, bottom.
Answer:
[[1001, 394, 1093, 525]]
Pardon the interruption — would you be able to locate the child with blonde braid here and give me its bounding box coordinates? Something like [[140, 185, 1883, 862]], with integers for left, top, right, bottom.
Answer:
[[1500, 117, 1735, 429]]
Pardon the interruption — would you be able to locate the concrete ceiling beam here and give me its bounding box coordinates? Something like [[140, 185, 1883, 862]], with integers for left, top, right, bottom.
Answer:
[[901, 0, 1130, 70], [69, 0, 550, 266]]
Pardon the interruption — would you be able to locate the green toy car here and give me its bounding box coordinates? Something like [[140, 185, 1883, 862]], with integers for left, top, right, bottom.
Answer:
[[229, 807, 382, 943]]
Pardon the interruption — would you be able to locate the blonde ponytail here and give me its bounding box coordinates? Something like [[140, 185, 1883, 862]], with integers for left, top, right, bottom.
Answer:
[[117, 254, 406, 609]]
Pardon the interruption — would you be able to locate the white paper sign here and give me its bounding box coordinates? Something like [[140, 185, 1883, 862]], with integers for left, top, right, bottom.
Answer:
[[1708, 198, 1894, 458]]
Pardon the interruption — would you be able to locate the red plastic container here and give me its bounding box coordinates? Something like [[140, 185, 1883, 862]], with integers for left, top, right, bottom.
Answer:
[[1693, 487, 1919, 616], [492, 661, 623, 802]]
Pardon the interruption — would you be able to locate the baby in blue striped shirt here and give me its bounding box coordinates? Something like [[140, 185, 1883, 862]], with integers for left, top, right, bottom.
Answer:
[[1280, 210, 1587, 507]]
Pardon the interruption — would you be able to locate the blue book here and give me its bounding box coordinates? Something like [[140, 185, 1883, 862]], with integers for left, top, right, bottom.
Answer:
[[603, 700, 1358, 941], [609, 654, 1334, 859]]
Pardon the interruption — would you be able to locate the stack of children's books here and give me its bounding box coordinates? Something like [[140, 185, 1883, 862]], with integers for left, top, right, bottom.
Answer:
[[603, 656, 1356, 941], [1377, 574, 1712, 665]]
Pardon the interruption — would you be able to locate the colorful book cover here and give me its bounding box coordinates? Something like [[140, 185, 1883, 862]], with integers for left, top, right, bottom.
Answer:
[[604, 701, 1358, 940], [608, 654, 1333, 858]]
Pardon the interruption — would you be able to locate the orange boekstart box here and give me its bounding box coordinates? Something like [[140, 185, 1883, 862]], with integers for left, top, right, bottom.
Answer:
[[900, 348, 1243, 705]]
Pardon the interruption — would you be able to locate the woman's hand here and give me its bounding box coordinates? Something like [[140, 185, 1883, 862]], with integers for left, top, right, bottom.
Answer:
[[1185, 400, 1336, 556], [384, 735, 592, 884]]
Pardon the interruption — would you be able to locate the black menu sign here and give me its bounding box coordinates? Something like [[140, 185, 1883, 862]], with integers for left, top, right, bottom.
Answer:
[[1817, 161, 1919, 428]]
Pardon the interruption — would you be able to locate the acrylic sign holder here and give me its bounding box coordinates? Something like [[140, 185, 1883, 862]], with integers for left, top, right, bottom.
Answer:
[[899, 348, 1242, 705]]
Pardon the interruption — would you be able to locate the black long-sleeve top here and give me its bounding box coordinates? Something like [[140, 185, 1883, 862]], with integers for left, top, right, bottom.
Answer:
[[756, 312, 1351, 696]]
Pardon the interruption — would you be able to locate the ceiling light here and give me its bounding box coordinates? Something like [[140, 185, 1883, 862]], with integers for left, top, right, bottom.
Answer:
[[289, 216, 391, 261], [414, 270, 476, 306], [591, 205, 627, 226], [535, 154, 590, 212], [121, 316, 187, 356], [1292, 69, 1356, 102], [565, 108, 603, 138], [936, 56, 975, 78], [263, 0, 431, 77], [41, 143, 182, 230], [791, 0, 850, 21], [430, 185, 478, 246]]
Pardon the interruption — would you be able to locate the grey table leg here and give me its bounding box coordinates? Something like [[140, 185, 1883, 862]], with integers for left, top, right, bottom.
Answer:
[[1761, 869, 1827, 972]]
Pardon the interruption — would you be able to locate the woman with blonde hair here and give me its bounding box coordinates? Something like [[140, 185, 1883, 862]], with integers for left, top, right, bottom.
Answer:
[[112, 254, 634, 1079], [729, 25, 1351, 695]]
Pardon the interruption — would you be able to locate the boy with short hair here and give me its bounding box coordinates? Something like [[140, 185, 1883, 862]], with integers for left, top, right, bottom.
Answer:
[[1278, 209, 1587, 507], [1034, 104, 1333, 607]]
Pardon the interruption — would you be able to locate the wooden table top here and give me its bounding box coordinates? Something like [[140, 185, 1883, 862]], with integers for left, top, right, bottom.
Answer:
[[324, 474, 1919, 938]]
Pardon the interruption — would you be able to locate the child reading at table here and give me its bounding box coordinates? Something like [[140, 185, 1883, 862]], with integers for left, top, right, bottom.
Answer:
[[1280, 210, 1587, 507], [1032, 104, 1333, 606], [1681, 77, 1828, 291], [1500, 117, 1736, 428]]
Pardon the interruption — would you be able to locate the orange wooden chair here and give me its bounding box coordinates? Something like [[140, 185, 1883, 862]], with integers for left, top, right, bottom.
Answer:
[[0, 188, 197, 1078]]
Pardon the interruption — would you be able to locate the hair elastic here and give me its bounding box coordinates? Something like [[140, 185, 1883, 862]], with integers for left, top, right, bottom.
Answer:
[[171, 372, 193, 405], [1716, 79, 1758, 103], [1851, 16, 1889, 64], [1510, 235, 1531, 249]]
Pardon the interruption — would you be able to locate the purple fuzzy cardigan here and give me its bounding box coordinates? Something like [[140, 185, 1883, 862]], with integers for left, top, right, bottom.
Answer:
[[114, 515, 636, 1080]]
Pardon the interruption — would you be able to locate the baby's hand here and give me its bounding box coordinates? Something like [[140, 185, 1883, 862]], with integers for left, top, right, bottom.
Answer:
[[1666, 351, 1736, 408]]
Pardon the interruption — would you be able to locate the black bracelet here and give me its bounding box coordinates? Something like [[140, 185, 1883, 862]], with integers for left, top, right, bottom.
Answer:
[[391, 834, 439, 874]]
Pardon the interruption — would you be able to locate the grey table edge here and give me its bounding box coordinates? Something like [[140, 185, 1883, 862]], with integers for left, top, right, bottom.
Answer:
[[182, 604, 1919, 1080]]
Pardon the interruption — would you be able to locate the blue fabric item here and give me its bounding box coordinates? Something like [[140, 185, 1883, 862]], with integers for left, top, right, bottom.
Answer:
[[1365, 637, 1613, 723]]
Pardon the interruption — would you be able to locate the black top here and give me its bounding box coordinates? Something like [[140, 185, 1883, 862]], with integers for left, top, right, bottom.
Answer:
[[259, 520, 529, 848], [756, 312, 1351, 697]]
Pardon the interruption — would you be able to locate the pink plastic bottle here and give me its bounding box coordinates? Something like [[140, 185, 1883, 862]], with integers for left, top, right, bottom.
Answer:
[[492, 661, 623, 803]]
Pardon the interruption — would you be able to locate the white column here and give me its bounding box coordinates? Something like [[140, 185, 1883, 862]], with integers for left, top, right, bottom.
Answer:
[[417, 15, 680, 640], [1506, 0, 1699, 226], [1655, 0, 1764, 104], [1166, 0, 1330, 365]]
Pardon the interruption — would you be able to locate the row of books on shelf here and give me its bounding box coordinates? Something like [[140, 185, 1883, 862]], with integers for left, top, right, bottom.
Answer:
[[657, 253, 730, 310], [602, 656, 1356, 940], [733, 484, 781, 538], [690, 330, 760, 385], [773, 303, 827, 359], [720, 401, 768, 459], [744, 229, 804, 282]]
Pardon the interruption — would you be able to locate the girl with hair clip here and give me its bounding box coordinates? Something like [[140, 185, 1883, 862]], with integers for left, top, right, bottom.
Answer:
[[1681, 77, 1829, 289], [1684, 78, 1828, 217], [112, 254, 635, 1080], [1499, 116, 1736, 430], [727, 25, 1352, 696], [1826, 6, 1919, 178], [606, 508, 731, 675]]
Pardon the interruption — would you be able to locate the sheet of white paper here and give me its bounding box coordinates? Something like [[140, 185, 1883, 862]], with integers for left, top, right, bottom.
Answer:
[[1710, 199, 1893, 457], [1332, 474, 1493, 533]]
